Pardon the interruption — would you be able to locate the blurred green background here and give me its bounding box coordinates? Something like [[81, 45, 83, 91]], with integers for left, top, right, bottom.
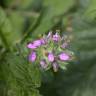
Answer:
[[0, 0, 96, 96]]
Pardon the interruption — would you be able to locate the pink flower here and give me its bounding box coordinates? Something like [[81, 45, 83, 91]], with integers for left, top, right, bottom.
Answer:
[[52, 33, 60, 42], [59, 52, 70, 61], [29, 51, 36, 62], [40, 38, 46, 45], [27, 43, 37, 49], [48, 52, 54, 62], [33, 40, 42, 47], [27, 39, 45, 49]]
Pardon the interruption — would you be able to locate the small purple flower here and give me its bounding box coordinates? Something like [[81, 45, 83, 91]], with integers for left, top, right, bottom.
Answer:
[[52, 33, 60, 42], [33, 40, 42, 47], [40, 38, 46, 45], [59, 52, 70, 61], [29, 51, 36, 62], [48, 52, 54, 62], [52, 62, 59, 72], [27, 43, 37, 49], [40, 59, 47, 69]]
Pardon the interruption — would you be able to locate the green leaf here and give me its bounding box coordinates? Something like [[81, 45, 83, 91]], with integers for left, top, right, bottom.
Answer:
[[73, 27, 96, 51], [8, 12, 25, 34], [44, 0, 75, 15], [5, 52, 41, 96], [8, 54, 41, 88], [59, 62, 69, 70], [21, 13, 40, 42], [32, 0, 75, 37], [19, 0, 34, 9], [32, 9, 60, 37], [0, 8, 22, 48], [83, 0, 96, 21]]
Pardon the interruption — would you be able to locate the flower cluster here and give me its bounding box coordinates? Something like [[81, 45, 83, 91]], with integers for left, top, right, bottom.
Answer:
[[27, 31, 74, 72]]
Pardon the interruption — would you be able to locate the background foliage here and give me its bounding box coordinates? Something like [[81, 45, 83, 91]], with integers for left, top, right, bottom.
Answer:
[[0, 0, 96, 96]]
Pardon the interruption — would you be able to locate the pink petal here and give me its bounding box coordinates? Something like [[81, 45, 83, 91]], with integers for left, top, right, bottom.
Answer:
[[59, 53, 70, 61], [27, 43, 37, 49], [48, 52, 54, 62], [29, 51, 36, 62]]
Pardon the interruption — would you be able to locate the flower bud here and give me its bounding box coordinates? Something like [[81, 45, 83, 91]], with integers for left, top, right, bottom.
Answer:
[[33, 40, 42, 47], [59, 52, 70, 61], [29, 51, 36, 62], [52, 32, 60, 42], [27, 43, 37, 49], [40, 38, 46, 45], [48, 52, 54, 62]]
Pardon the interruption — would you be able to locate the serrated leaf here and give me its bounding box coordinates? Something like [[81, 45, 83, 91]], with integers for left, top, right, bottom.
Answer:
[[7, 53, 41, 89], [3, 50, 42, 95]]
